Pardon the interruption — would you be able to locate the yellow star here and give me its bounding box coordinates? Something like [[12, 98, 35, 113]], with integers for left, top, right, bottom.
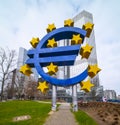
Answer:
[[71, 34, 82, 45], [47, 38, 57, 48], [64, 19, 74, 27], [30, 37, 39, 48], [37, 81, 49, 94], [47, 63, 58, 75], [80, 44, 93, 59], [46, 23, 56, 33], [82, 22, 94, 38], [19, 64, 32, 76], [88, 64, 101, 78], [80, 79, 94, 92]]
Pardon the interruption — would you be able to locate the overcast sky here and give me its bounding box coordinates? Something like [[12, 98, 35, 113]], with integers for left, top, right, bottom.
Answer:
[[0, 0, 120, 95]]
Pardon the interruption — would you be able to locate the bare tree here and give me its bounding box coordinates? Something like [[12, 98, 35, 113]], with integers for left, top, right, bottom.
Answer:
[[24, 77, 38, 100], [14, 72, 25, 99], [0, 47, 16, 101], [24, 77, 50, 100]]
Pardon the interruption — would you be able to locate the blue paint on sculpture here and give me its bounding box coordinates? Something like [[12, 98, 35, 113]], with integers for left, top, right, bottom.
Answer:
[[26, 27, 88, 86]]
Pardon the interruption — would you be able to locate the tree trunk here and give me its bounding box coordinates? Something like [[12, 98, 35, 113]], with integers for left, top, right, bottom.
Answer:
[[0, 80, 5, 101], [0, 48, 16, 101]]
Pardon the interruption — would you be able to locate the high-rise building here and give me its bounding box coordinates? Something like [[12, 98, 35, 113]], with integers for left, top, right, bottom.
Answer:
[[71, 10, 99, 87], [57, 10, 103, 100], [17, 47, 39, 80], [17, 47, 28, 92], [104, 90, 117, 100], [14, 47, 39, 98], [17, 47, 28, 70]]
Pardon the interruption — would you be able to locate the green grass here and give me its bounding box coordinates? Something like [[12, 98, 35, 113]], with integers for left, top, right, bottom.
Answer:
[[0, 100, 51, 125], [73, 110, 98, 125], [39, 99, 51, 102]]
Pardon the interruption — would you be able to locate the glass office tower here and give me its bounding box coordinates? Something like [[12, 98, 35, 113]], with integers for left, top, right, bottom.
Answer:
[[57, 10, 102, 100]]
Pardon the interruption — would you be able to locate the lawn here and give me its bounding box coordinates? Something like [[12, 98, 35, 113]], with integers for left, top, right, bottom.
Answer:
[[0, 100, 51, 125], [73, 110, 98, 125]]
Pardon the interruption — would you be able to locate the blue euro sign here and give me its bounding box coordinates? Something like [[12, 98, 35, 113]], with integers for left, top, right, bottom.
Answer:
[[26, 27, 88, 86]]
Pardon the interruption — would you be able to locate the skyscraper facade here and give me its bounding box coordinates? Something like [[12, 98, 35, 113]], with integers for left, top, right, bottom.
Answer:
[[17, 47, 39, 85], [57, 10, 102, 99], [71, 10, 100, 88], [104, 90, 117, 100], [17, 47, 28, 70]]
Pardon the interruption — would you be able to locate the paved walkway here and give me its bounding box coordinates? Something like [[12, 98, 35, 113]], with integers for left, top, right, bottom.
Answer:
[[44, 103, 78, 125]]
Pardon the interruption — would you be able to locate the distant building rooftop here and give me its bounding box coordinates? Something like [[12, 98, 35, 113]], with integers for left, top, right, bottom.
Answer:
[[73, 10, 93, 22]]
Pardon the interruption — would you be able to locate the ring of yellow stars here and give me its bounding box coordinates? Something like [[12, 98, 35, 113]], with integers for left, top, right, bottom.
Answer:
[[19, 64, 32, 76], [47, 62, 58, 75], [71, 34, 82, 45], [64, 19, 74, 27], [46, 23, 56, 33], [80, 44, 93, 59], [47, 38, 57, 48], [30, 37, 39, 48], [80, 79, 94, 92], [37, 81, 49, 94], [82, 22, 94, 38], [88, 64, 101, 78]]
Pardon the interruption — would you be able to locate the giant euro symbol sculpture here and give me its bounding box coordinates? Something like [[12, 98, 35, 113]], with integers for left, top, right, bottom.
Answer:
[[20, 19, 101, 93]]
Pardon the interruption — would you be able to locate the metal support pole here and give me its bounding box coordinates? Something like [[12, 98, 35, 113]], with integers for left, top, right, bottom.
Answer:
[[72, 85, 78, 112], [52, 85, 57, 111]]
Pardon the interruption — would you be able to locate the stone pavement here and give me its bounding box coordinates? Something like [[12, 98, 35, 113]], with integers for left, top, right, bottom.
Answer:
[[44, 103, 78, 125]]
